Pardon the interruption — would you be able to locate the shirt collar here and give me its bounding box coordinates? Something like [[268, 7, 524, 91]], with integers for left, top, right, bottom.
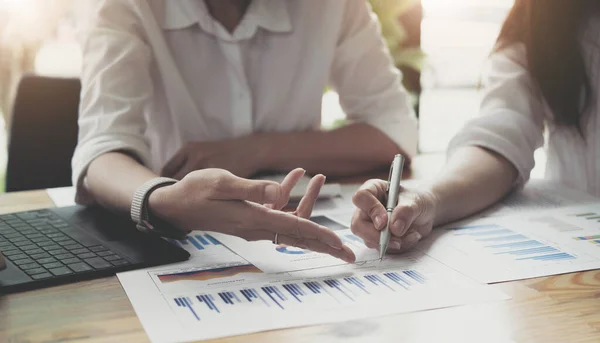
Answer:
[[160, 0, 292, 41]]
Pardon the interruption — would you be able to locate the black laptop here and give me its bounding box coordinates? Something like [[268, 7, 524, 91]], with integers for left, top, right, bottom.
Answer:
[[0, 206, 190, 293]]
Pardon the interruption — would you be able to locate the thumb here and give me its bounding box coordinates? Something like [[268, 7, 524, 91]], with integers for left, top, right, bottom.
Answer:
[[213, 175, 282, 204]]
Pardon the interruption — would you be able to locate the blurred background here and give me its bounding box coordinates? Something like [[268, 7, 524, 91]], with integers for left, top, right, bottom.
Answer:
[[0, 0, 524, 193]]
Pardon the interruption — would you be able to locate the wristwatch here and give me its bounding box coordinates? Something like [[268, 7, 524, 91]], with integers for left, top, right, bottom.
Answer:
[[130, 177, 182, 239]]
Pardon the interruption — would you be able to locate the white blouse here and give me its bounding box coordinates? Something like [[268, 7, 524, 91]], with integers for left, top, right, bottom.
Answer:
[[72, 0, 418, 193], [449, 15, 600, 197]]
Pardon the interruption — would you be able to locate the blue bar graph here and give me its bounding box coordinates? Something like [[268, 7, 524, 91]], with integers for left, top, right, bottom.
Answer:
[[262, 286, 285, 309], [206, 235, 221, 245], [485, 240, 544, 249], [174, 297, 200, 321], [516, 253, 576, 261], [197, 294, 220, 313], [448, 224, 501, 231], [217, 291, 240, 305], [188, 236, 204, 250], [476, 234, 529, 242], [196, 235, 210, 245], [304, 281, 321, 294], [174, 269, 430, 321], [282, 284, 304, 302], [169, 234, 224, 251], [454, 229, 514, 237], [344, 276, 371, 293], [403, 270, 426, 284], [494, 246, 559, 256], [240, 289, 253, 302], [364, 274, 395, 291], [324, 279, 355, 300], [383, 272, 409, 289], [250, 288, 270, 307]]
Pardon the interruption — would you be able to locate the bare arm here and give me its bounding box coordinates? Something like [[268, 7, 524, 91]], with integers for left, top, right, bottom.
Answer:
[[430, 146, 519, 226], [260, 122, 403, 177], [85, 152, 158, 213]]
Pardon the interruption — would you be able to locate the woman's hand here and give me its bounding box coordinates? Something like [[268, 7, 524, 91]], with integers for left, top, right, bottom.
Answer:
[[149, 168, 355, 262], [350, 179, 437, 254], [161, 136, 267, 180]]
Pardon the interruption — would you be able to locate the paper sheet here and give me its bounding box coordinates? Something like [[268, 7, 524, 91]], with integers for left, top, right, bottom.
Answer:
[[46, 186, 76, 207], [421, 202, 600, 283], [210, 214, 379, 273], [117, 251, 508, 343], [474, 179, 598, 218]]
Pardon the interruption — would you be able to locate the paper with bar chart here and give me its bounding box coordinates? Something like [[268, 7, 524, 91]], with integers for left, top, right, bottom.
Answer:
[[421, 202, 600, 283], [163, 231, 246, 264], [117, 251, 508, 343], [210, 215, 379, 273]]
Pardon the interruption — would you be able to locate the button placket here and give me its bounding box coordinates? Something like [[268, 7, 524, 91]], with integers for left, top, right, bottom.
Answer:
[[218, 40, 253, 137]]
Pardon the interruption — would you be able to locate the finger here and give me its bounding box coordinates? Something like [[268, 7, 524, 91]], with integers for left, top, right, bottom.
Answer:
[[296, 174, 326, 218], [162, 149, 188, 177], [350, 211, 380, 247], [398, 230, 423, 251], [256, 209, 344, 249], [352, 180, 389, 231], [172, 161, 196, 181], [389, 199, 423, 238], [270, 168, 306, 210], [364, 241, 378, 249], [385, 229, 423, 255], [211, 173, 283, 204]]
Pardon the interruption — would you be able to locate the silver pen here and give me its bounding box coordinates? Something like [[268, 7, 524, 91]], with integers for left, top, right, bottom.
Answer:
[[379, 154, 405, 261]]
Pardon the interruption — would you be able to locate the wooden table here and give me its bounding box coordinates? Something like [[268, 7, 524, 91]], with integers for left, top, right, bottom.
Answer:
[[1, 154, 600, 343]]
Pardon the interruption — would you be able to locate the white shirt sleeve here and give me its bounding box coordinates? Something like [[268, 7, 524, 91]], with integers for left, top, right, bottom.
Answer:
[[329, 0, 418, 157], [72, 0, 153, 203], [447, 44, 546, 186]]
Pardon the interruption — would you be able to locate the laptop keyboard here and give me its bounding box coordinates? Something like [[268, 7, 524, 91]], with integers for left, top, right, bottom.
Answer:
[[0, 209, 130, 280]]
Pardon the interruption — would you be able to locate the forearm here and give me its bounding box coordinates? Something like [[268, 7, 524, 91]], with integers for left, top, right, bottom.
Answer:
[[260, 123, 403, 177], [430, 146, 519, 226], [84, 152, 158, 213]]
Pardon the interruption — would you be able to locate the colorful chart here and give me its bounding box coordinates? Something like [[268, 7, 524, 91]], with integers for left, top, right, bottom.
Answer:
[[157, 264, 262, 283], [275, 245, 309, 255]]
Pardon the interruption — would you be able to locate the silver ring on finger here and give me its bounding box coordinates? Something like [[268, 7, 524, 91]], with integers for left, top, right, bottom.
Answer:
[[273, 233, 279, 245]]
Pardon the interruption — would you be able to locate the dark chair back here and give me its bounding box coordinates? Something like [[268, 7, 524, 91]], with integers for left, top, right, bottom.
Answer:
[[6, 76, 80, 192]]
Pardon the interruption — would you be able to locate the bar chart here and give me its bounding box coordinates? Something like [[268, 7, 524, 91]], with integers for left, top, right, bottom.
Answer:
[[447, 224, 577, 263], [170, 266, 430, 323], [570, 212, 600, 221], [169, 234, 221, 251], [573, 234, 600, 247], [422, 207, 600, 283], [163, 231, 244, 262], [119, 251, 508, 342]]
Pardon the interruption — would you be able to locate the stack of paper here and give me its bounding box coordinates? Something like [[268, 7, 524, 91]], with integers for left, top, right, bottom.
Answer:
[[115, 179, 598, 342], [118, 213, 508, 343]]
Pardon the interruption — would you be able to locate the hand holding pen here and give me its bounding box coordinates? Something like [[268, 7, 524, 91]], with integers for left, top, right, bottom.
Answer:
[[350, 155, 437, 256], [379, 155, 404, 260]]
